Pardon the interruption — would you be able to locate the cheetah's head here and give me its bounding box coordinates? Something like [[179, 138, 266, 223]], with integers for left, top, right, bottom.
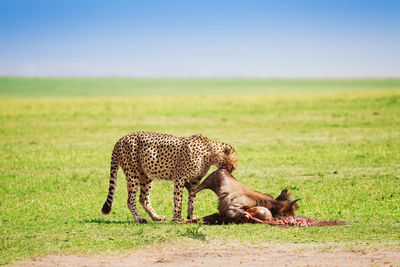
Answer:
[[216, 145, 238, 173]]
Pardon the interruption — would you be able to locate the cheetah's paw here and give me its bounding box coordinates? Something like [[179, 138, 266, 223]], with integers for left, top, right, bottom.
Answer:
[[171, 218, 184, 223], [135, 217, 148, 224], [152, 215, 167, 221]]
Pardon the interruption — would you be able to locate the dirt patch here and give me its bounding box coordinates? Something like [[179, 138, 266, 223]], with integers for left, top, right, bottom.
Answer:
[[12, 242, 400, 267]]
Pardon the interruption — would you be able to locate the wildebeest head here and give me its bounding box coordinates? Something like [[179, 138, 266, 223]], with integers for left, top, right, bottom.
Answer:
[[269, 190, 301, 218]]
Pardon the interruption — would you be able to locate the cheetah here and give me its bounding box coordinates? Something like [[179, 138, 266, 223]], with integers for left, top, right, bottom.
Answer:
[[101, 131, 238, 223]]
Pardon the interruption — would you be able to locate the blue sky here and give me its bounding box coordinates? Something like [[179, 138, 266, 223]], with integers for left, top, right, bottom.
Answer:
[[0, 0, 399, 77]]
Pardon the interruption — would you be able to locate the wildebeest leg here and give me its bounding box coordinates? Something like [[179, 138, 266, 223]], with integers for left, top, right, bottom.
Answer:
[[184, 213, 223, 224], [202, 213, 225, 224], [184, 180, 191, 191], [223, 205, 249, 224], [187, 210, 268, 225], [229, 208, 268, 224]]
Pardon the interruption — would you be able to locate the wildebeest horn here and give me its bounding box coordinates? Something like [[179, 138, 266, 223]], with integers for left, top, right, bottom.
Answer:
[[276, 189, 289, 201], [290, 198, 301, 205]]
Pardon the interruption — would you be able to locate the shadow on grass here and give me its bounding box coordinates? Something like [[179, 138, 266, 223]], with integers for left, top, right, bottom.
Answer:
[[83, 219, 138, 225], [83, 218, 178, 226]]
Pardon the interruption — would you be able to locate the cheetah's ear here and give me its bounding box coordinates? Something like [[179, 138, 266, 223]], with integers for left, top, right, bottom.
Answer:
[[224, 146, 231, 155]]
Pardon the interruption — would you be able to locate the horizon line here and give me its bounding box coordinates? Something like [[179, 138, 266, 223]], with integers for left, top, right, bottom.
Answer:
[[1, 76, 400, 80]]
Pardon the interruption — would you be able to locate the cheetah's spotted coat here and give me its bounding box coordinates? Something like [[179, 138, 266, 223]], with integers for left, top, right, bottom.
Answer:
[[101, 131, 238, 223]]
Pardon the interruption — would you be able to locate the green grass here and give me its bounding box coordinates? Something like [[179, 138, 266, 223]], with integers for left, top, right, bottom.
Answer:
[[0, 77, 399, 97], [0, 78, 400, 264]]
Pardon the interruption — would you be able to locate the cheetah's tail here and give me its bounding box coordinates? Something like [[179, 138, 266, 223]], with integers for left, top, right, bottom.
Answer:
[[101, 142, 120, 215]]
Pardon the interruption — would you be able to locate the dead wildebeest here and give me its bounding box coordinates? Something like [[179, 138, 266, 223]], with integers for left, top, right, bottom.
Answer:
[[186, 168, 300, 224]]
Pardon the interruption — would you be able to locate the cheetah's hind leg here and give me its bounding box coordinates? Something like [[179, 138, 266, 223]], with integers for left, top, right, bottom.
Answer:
[[139, 178, 167, 221], [123, 169, 148, 224]]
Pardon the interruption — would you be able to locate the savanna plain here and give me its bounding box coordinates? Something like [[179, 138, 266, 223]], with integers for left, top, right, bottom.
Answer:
[[0, 78, 399, 265]]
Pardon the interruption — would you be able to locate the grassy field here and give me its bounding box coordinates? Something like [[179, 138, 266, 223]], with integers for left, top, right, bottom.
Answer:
[[0, 78, 399, 264]]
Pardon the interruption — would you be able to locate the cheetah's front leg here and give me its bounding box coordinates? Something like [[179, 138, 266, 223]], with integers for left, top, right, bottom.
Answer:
[[187, 178, 201, 219], [172, 177, 186, 222]]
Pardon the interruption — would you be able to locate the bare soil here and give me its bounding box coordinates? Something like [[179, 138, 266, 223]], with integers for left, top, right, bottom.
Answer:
[[12, 242, 400, 267]]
